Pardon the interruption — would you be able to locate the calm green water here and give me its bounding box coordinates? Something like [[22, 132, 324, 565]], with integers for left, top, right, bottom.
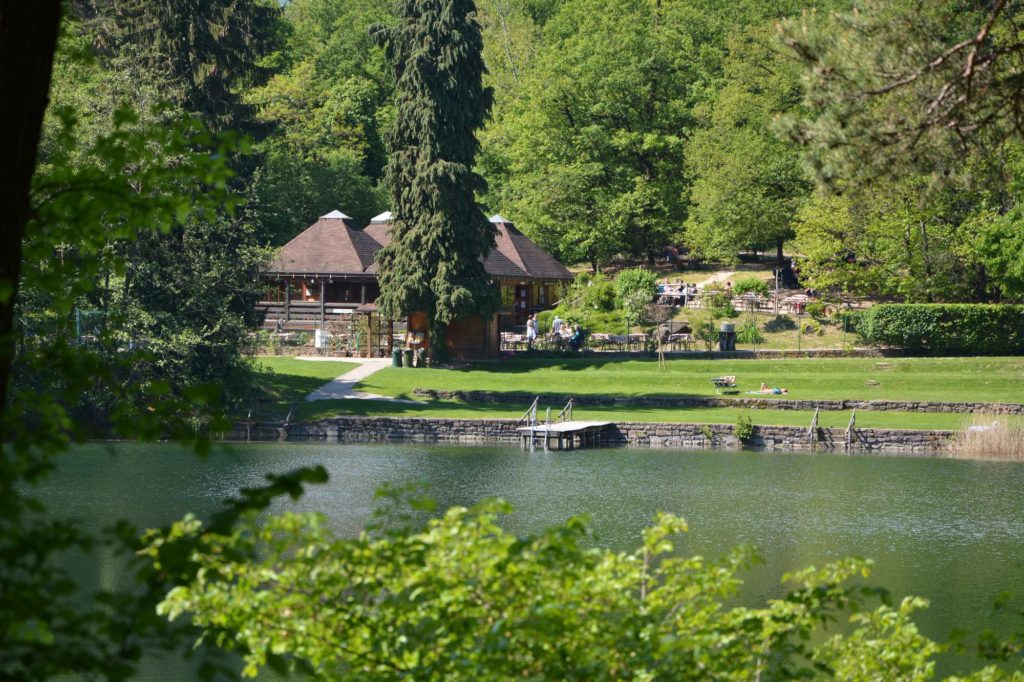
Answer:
[[43, 442, 1024, 678]]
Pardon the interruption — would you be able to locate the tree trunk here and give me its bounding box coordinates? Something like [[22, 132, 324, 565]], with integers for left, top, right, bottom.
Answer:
[[776, 237, 785, 264], [428, 315, 447, 365], [0, 2, 62, 429]]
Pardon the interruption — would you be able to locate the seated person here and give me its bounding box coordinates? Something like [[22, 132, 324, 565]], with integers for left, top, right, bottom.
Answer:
[[758, 382, 788, 395], [569, 324, 585, 352]]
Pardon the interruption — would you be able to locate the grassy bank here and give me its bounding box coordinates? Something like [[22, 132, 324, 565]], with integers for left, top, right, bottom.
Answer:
[[255, 356, 1023, 430], [253, 357, 358, 419], [355, 356, 1024, 404]]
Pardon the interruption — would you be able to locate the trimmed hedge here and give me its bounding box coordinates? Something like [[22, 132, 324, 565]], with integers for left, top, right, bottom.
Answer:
[[857, 304, 1024, 355]]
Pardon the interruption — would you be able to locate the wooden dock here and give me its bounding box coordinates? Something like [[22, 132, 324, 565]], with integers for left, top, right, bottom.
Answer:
[[517, 421, 613, 450]]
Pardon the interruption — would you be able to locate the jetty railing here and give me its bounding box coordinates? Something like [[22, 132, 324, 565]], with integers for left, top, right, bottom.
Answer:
[[845, 409, 857, 450], [808, 407, 819, 448], [557, 398, 574, 423], [520, 397, 539, 427]]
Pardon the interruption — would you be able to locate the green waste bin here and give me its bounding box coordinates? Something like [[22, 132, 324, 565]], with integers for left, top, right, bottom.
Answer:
[[402, 349, 413, 368], [415, 348, 426, 368], [391, 347, 402, 367]]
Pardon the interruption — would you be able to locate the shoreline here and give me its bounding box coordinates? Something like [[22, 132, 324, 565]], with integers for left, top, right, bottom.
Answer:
[[228, 415, 956, 454]]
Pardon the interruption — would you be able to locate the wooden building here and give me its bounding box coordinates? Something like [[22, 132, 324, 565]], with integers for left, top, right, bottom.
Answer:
[[258, 210, 574, 358]]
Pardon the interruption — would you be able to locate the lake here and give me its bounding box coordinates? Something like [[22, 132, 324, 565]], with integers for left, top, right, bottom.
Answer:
[[44, 442, 1024, 678]]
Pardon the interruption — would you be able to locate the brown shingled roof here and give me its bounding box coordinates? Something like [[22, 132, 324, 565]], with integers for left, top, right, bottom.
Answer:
[[266, 212, 379, 275], [488, 217, 573, 280], [266, 212, 573, 282]]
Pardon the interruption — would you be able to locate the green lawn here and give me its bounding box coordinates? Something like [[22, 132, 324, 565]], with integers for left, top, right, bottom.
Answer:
[[355, 356, 1024, 404], [252, 357, 358, 419], [297, 398, 978, 431], [256, 355, 1023, 430]]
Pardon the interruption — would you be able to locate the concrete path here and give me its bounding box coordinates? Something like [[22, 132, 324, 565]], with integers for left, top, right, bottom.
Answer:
[[301, 357, 422, 403]]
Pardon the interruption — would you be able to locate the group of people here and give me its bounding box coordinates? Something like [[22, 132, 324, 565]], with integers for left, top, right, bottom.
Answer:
[[657, 281, 699, 306], [525, 313, 585, 351]]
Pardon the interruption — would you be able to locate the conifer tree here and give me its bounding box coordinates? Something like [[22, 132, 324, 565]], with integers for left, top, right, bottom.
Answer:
[[373, 0, 498, 362]]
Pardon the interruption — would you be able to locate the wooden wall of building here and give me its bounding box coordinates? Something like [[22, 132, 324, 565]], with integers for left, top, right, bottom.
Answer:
[[446, 314, 499, 360]]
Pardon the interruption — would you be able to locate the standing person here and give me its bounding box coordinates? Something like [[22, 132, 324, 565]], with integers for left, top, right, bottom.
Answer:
[[552, 314, 563, 337], [526, 313, 537, 347]]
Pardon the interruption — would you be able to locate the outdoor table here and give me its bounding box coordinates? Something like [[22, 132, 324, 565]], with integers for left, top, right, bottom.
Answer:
[[627, 333, 647, 350], [668, 333, 692, 351], [590, 333, 612, 350]]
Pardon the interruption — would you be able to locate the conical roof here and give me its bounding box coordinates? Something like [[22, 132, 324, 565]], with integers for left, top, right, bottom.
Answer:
[[266, 212, 379, 275]]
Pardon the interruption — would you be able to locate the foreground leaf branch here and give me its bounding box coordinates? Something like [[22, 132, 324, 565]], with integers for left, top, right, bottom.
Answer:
[[146, 499, 1022, 680]]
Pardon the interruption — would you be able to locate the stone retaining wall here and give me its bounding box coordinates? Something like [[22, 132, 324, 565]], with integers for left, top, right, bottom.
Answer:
[[411, 389, 1024, 416], [229, 416, 956, 453]]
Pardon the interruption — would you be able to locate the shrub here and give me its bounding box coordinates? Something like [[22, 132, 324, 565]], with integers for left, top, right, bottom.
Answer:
[[800, 319, 823, 336], [576, 273, 617, 311], [736, 320, 765, 344], [146, 501, 950, 681], [734, 415, 754, 443], [834, 308, 863, 334], [537, 310, 554, 334], [857, 304, 1024, 355], [764, 314, 797, 332], [616, 268, 658, 330], [615, 268, 658, 303], [701, 283, 731, 310], [553, 307, 626, 335], [695, 319, 719, 352], [732, 277, 770, 296], [803, 301, 827, 319]]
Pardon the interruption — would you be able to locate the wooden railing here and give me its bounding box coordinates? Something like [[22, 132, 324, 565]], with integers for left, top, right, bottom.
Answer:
[[257, 300, 360, 328]]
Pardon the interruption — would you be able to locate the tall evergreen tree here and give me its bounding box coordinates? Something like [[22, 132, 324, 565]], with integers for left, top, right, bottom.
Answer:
[[373, 0, 497, 361]]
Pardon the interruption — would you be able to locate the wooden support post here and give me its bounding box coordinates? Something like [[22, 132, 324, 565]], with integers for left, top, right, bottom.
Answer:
[[284, 281, 291, 321], [360, 282, 366, 304], [320, 281, 326, 326], [366, 313, 373, 358]]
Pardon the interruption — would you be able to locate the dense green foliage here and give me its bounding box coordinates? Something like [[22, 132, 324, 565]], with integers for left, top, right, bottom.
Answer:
[[732, 276, 770, 297], [858, 304, 1024, 356], [615, 268, 658, 332], [685, 26, 810, 262], [372, 0, 498, 361], [148, 497, 1024, 681]]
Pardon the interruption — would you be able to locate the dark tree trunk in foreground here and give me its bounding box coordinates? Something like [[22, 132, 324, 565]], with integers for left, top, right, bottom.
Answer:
[[0, 2, 62, 430]]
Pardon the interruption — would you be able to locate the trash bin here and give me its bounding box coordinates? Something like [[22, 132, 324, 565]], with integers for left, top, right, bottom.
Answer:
[[718, 321, 736, 352], [391, 347, 402, 367], [402, 349, 413, 368], [415, 348, 426, 368]]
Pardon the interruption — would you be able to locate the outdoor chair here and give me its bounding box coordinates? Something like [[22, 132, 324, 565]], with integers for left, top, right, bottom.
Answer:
[[711, 375, 737, 394]]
